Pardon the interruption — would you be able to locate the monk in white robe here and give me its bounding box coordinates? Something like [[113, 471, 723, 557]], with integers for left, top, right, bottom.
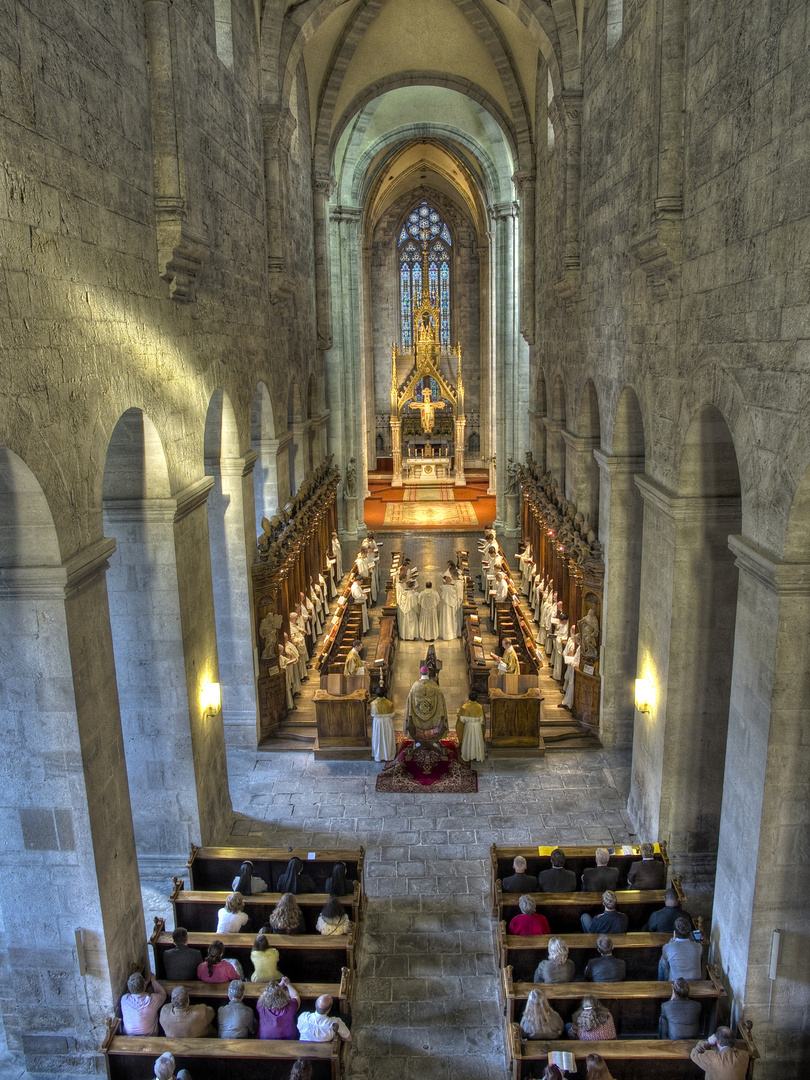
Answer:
[[397, 581, 420, 641], [562, 632, 580, 710], [331, 530, 343, 580], [350, 577, 370, 633], [418, 581, 441, 641], [439, 578, 462, 640]]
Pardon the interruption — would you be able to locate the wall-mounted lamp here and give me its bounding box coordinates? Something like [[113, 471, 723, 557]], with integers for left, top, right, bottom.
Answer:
[[635, 676, 655, 714], [201, 681, 221, 717]]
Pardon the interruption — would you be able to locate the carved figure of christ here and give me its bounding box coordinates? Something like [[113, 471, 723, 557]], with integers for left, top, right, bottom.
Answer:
[[409, 387, 446, 435]]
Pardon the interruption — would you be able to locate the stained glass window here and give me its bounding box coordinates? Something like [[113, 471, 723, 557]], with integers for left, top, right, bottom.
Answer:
[[399, 201, 451, 349]]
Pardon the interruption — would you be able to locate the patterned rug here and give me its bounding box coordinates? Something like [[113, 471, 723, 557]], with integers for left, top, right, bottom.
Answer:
[[383, 501, 478, 527], [404, 484, 455, 502], [375, 732, 478, 793]]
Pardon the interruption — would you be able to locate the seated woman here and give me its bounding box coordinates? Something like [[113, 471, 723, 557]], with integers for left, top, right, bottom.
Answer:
[[197, 941, 240, 984], [586, 1055, 616, 1080], [324, 860, 355, 896], [533, 936, 575, 983], [257, 977, 301, 1040], [249, 934, 283, 983], [509, 895, 551, 936], [267, 893, 306, 935], [316, 897, 352, 936], [216, 892, 249, 934], [232, 859, 268, 895], [567, 996, 617, 1041], [276, 856, 316, 894], [520, 989, 564, 1040]]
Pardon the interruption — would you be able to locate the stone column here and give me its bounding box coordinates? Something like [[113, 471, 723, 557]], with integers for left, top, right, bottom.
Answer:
[[313, 173, 335, 351], [173, 477, 232, 844], [543, 417, 565, 483], [325, 203, 363, 537], [0, 543, 145, 1072], [594, 451, 645, 748], [253, 432, 292, 521], [288, 421, 311, 491], [712, 538, 810, 1073], [562, 430, 601, 527], [208, 454, 258, 750], [489, 199, 525, 535], [628, 476, 741, 865], [104, 496, 203, 859], [551, 90, 583, 305], [260, 104, 296, 295], [513, 168, 536, 345]]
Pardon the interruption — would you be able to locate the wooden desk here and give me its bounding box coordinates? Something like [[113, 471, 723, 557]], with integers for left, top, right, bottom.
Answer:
[[314, 688, 369, 749]]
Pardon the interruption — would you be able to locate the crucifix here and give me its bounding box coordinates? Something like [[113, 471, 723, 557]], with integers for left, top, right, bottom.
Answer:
[[409, 385, 446, 435]]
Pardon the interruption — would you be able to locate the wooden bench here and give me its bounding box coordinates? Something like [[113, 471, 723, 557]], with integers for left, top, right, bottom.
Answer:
[[370, 613, 398, 694], [490, 842, 671, 915], [506, 1020, 759, 1080], [169, 878, 360, 935], [501, 965, 725, 1036], [497, 928, 679, 983], [159, 971, 354, 1017], [185, 845, 365, 903], [150, 922, 356, 986], [464, 613, 491, 700], [101, 1017, 344, 1080], [496, 883, 681, 934]]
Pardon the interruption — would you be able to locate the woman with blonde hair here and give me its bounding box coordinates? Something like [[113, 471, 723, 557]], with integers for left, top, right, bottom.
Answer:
[[216, 892, 249, 934], [257, 977, 301, 1039], [519, 988, 564, 1040], [585, 1054, 616, 1080], [568, 996, 617, 1041], [267, 893, 306, 935], [249, 933, 283, 982], [533, 935, 575, 983]]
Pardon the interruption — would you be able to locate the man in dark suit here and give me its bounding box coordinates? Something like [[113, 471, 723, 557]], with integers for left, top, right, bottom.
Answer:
[[162, 927, 203, 981], [626, 842, 667, 889], [659, 978, 702, 1039], [580, 890, 630, 933], [584, 935, 626, 982], [644, 887, 693, 932], [581, 847, 620, 892], [537, 848, 577, 892], [502, 855, 538, 893]]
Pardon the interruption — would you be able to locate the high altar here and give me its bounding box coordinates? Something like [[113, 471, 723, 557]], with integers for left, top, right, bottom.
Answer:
[[389, 257, 466, 487]]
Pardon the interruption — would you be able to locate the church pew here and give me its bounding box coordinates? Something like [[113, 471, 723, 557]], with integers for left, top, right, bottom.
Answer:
[[169, 878, 360, 935], [186, 845, 365, 899], [490, 842, 671, 913], [150, 922, 356, 985], [495, 883, 678, 934], [493, 596, 541, 673], [159, 968, 353, 1017], [505, 1020, 759, 1080], [101, 1018, 343, 1080], [501, 964, 724, 1036], [370, 613, 398, 694], [464, 613, 491, 700], [496, 927, 677, 983]]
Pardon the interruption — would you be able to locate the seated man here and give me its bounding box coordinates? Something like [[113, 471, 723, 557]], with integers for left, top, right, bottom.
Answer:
[[580, 890, 629, 934], [537, 848, 577, 892], [217, 979, 257, 1039], [121, 971, 166, 1035], [404, 665, 449, 760], [690, 1026, 749, 1080], [162, 927, 203, 981], [343, 639, 364, 675], [626, 842, 667, 889], [159, 986, 215, 1038], [644, 886, 693, 932], [581, 847, 620, 893], [502, 855, 538, 894], [658, 917, 703, 980], [509, 895, 551, 936], [584, 935, 626, 982], [659, 978, 702, 1040], [296, 994, 351, 1042], [153, 1052, 192, 1080]]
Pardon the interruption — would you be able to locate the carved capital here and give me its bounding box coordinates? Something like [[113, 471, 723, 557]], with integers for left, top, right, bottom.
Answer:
[[630, 206, 683, 301], [553, 265, 581, 309], [154, 198, 210, 302], [313, 172, 336, 200]]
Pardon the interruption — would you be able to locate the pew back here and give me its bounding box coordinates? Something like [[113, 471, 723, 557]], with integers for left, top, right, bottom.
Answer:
[[186, 845, 365, 900], [170, 879, 359, 935], [497, 927, 674, 983]]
